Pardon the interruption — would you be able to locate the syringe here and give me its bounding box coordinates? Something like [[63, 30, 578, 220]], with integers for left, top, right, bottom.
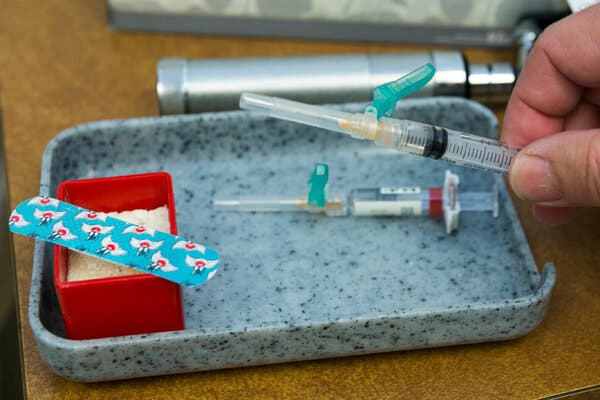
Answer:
[[240, 92, 518, 175], [213, 169, 498, 234]]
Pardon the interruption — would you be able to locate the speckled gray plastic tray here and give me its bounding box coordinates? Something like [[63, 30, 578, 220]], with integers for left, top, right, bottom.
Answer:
[[29, 98, 555, 382]]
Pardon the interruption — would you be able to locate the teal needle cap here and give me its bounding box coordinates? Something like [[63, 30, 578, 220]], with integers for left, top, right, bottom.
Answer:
[[307, 163, 329, 208], [365, 63, 436, 119]]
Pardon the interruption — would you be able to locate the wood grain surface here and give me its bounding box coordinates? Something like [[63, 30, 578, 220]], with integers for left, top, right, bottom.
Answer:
[[0, 1, 598, 399]]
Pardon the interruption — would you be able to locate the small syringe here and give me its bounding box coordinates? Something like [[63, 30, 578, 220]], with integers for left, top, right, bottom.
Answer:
[[213, 168, 498, 234], [240, 92, 518, 175]]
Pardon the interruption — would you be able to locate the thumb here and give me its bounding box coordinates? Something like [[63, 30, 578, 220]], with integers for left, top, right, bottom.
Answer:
[[509, 129, 600, 207]]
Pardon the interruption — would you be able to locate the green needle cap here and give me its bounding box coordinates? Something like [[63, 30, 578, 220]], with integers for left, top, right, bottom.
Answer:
[[365, 63, 436, 119], [307, 163, 329, 208]]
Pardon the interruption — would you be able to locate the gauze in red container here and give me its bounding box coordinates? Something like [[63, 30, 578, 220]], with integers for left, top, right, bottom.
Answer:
[[53, 172, 184, 340]]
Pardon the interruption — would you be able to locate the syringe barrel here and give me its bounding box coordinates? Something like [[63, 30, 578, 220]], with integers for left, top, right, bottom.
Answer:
[[349, 186, 443, 217], [369, 117, 517, 175], [456, 192, 495, 212], [441, 129, 517, 174]]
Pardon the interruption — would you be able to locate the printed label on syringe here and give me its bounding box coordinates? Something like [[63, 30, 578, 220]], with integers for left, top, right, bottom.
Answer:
[[352, 201, 421, 216], [380, 186, 421, 195], [350, 187, 423, 216]]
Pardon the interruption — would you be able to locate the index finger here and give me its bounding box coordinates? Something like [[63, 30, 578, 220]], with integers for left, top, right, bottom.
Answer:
[[501, 4, 600, 149]]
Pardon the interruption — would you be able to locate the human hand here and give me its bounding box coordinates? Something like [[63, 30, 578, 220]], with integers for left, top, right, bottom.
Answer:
[[502, 4, 600, 224]]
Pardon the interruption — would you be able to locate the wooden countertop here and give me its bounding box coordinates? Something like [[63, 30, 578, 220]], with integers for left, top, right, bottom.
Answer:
[[1, 2, 598, 399]]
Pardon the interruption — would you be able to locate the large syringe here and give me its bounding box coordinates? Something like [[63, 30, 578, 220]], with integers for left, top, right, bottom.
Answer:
[[239, 92, 518, 175]]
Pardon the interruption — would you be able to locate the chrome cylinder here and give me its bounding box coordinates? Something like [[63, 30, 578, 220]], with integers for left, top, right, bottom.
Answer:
[[157, 51, 514, 114], [468, 62, 516, 105]]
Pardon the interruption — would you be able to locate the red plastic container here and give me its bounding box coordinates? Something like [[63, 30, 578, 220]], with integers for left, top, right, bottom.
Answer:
[[54, 172, 184, 340]]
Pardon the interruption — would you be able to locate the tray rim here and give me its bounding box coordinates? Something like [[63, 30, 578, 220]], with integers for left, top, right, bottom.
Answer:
[[28, 97, 556, 381]]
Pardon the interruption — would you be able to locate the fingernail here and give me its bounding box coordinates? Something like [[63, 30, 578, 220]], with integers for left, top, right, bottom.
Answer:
[[510, 152, 562, 202]]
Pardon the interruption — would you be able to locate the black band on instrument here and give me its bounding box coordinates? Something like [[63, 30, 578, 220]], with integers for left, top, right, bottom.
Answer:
[[423, 126, 448, 159]]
